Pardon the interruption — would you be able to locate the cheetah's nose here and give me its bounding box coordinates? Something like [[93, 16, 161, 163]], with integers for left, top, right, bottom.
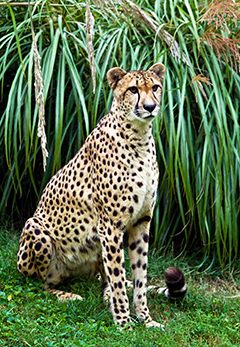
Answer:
[[143, 104, 156, 113]]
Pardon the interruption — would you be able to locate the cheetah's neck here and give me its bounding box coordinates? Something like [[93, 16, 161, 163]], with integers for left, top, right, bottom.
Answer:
[[108, 100, 155, 146]]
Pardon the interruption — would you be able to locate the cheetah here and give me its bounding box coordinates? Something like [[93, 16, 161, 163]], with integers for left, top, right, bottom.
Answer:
[[17, 63, 187, 328]]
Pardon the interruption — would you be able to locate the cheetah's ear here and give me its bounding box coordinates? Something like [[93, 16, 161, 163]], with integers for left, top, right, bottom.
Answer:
[[107, 67, 127, 89], [148, 63, 165, 83]]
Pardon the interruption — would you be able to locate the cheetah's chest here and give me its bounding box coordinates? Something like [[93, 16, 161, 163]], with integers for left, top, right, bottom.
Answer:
[[123, 152, 159, 228]]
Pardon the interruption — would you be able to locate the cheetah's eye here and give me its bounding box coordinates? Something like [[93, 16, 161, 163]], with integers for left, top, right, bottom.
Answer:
[[128, 86, 138, 94], [152, 85, 159, 92]]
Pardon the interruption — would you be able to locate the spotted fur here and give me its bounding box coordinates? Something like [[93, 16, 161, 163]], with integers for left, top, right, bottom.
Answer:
[[164, 266, 187, 299], [18, 63, 166, 328], [147, 266, 187, 300]]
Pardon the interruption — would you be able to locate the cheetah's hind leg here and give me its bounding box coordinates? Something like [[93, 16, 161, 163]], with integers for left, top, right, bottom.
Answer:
[[44, 283, 83, 301], [43, 253, 83, 302], [18, 217, 83, 302]]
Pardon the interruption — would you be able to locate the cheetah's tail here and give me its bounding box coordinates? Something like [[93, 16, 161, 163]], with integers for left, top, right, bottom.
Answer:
[[148, 266, 187, 300]]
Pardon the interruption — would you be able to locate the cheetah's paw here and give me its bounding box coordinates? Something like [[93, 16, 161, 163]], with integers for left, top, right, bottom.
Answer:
[[58, 293, 83, 302], [145, 320, 164, 330]]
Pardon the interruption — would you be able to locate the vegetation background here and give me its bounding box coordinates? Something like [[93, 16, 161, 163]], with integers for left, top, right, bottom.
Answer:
[[0, 0, 240, 270]]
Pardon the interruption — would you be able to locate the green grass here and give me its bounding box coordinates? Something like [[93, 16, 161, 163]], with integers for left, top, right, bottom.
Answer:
[[0, 228, 239, 346]]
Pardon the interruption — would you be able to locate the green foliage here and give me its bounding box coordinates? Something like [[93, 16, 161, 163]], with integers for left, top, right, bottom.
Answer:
[[0, 230, 239, 346], [0, 0, 240, 267]]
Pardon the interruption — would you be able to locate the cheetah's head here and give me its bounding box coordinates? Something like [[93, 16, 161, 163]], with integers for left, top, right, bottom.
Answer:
[[107, 63, 165, 123]]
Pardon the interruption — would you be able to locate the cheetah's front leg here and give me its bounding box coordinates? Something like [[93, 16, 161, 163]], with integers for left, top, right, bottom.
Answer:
[[98, 220, 131, 328], [128, 216, 161, 328]]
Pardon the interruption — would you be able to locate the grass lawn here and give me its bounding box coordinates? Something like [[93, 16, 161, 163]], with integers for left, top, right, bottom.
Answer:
[[0, 227, 239, 346]]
